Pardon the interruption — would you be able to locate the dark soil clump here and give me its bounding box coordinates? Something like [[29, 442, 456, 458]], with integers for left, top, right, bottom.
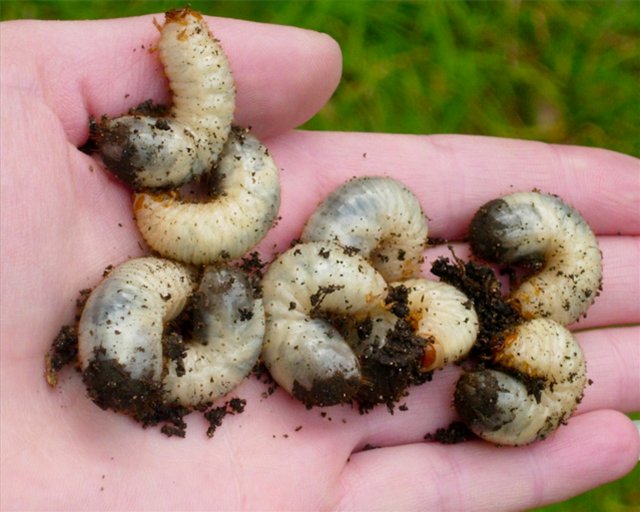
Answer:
[[424, 421, 475, 444], [356, 319, 430, 413], [292, 374, 360, 409], [430, 253, 523, 361], [204, 398, 247, 438]]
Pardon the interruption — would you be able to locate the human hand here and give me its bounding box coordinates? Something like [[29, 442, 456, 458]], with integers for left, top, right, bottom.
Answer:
[[1, 14, 638, 511]]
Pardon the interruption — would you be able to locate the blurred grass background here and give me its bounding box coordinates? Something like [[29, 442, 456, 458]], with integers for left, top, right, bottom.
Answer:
[[2, 1, 638, 510]]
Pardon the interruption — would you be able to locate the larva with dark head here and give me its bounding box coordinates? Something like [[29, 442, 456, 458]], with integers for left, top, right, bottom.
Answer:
[[454, 318, 586, 446], [77, 257, 264, 424], [301, 176, 428, 282], [260, 242, 388, 408], [134, 128, 281, 265], [469, 191, 602, 325], [91, 8, 235, 190]]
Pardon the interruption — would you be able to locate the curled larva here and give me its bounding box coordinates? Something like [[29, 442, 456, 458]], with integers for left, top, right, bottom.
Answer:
[[78, 257, 263, 422], [163, 264, 264, 407], [469, 191, 602, 325], [301, 176, 428, 282], [454, 318, 586, 446], [134, 128, 281, 264], [399, 278, 479, 372], [91, 8, 235, 190], [260, 241, 388, 407]]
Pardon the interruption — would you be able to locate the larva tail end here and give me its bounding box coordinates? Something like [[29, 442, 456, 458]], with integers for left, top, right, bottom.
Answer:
[[90, 117, 145, 190], [454, 370, 513, 434], [82, 357, 166, 425], [469, 199, 512, 263], [356, 320, 430, 412], [292, 374, 360, 409]]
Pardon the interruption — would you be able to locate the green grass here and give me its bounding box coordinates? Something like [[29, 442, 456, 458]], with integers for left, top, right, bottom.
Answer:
[[2, 0, 639, 155], [2, 1, 639, 510]]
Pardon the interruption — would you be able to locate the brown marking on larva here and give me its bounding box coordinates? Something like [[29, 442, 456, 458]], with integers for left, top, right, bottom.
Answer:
[[421, 341, 438, 371], [177, 29, 189, 42]]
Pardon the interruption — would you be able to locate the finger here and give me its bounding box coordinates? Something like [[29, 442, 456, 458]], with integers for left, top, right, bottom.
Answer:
[[264, 131, 640, 242], [337, 410, 639, 511], [1, 16, 341, 144], [577, 325, 640, 415], [419, 237, 640, 329]]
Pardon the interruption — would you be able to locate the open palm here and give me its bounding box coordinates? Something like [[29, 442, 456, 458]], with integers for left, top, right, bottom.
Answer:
[[1, 14, 638, 511]]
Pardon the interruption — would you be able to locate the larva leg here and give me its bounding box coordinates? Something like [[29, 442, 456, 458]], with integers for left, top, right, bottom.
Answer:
[[469, 191, 602, 325], [91, 8, 235, 190], [454, 318, 586, 446], [164, 265, 264, 407], [134, 128, 281, 264], [301, 176, 428, 282], [261, 242, 388, 408]]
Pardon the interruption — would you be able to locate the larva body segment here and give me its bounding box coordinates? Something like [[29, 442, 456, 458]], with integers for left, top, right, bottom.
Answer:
[[134, 129, 281, 264], [469, 192, 602, 325], [399, 278, 479, 372], [301, 177, 428, 282], [261, 242, 388, 407], [92, 8, 235, 190], [164, 265, 264, 407], [78, 257, 264, 421], [454, 318, 586, 446]]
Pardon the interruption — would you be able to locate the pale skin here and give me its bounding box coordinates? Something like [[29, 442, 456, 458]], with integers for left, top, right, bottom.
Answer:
[[1, 14, 639, 512]]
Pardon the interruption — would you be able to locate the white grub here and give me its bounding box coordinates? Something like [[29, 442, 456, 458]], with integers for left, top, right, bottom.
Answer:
[[164, 265, 264, 407], [134, 128, 281, 264], [78, 257, 263, 411], [469, 191, 602, 325], [301, 176, 428, 282], [399, 278, 479, 372], [78, 257, 197, 383], [261, 241, 388, 407], [92, 8, 235, 190], [454, 318, 586, 446]]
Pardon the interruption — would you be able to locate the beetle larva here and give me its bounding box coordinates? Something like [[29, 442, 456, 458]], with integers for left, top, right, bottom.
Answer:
[[134, 128, 281, 264], [454, 318, 586, 446], [260, 241, 388, 407], [301, 176, 428, 282], [469, 191, 602, 325], [399, 278, 479, 372], [91, 8, 235, 190], [78, 257, 263, 423], [163, 264, 264, 407]]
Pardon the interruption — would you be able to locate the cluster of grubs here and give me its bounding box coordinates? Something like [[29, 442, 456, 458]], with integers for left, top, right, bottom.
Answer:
[[45, 8, 602, 444]]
